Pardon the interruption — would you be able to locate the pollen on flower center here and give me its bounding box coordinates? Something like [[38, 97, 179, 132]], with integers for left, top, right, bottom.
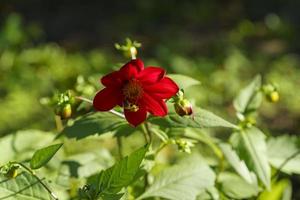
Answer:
[[122, 79, 143, 101]]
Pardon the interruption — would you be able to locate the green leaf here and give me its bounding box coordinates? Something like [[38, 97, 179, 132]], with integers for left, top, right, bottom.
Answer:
[[30, 143, 63, 169], [233, 75, 262, 114], [219, 143, 257, 184], [149, 108, 237, 129], [258, 179, 291, 200], [61, 112, 127, 140], [231, 127, 271, 189], [267, 135, 300, 174], [168, 74, 201, 89], [0, 172, 53, 200], [218, 172, 260, 199], [97, 145, 148, 195], [137, 158, 215, 200], [0, 130, 54, 165]]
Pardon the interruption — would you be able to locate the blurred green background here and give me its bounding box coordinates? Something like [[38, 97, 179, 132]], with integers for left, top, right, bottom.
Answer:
[[0, 0, 299, 136], [0, 0, 300, 199]]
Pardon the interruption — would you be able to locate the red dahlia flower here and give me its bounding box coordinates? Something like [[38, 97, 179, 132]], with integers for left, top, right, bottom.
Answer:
[[93, 59, 179, 126]]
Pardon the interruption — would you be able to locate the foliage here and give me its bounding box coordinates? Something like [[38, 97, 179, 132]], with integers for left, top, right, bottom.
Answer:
[[0, 11, 300, 200]]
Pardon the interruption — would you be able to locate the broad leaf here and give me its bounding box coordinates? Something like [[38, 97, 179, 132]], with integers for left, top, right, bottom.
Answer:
[[218, 172, 260, 199], [30, 143, 63, 169], [0, 130, 54, 165], [231, 127, 271, 189], [0, 172, 53, 200], [149, 108, 237, 129], [267, 135, 300, 174], [233, 75, 262, 114], [137, 158, 215, 200], [219, 143, 257, 184], [258, 179, 292, 200], [168, 74, 200, 89], [97, 145, 148, 195], [61, 112, 126, 139]]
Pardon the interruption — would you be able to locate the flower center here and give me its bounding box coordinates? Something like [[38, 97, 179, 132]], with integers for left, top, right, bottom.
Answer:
[[122, 80, 143, 112]]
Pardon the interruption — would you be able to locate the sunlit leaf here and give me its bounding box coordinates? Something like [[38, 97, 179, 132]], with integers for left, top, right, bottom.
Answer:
[[219, 172, 260, 199], [149, 108, 237, 129], [231, 127, 271, 189], [97, 145, 148, 196], [30, 143, 63, 169], [168, 74, 201, 89], [233, 75, 262, 114], [61, 112, 127, 140], [0, 172, 53, 200], [258, 179, 292, 200], [267, 135, 300, 174], [137, 158, 215, 200], [219, 143, 257, 184]]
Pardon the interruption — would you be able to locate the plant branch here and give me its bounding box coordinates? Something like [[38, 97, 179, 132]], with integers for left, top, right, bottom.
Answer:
[[116, 137, 123, 159], [75, 96, 125, 118], [14, 162, 58, 200]]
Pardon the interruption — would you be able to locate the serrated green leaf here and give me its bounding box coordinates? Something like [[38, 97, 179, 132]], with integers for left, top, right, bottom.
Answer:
[[30, 143, 63, 170], [168, 74, 201, 89], [219, 172, 260, 199], [219, 143, 257, 184], [97, 145, 148, 195], [231, 127, 271, 189], [0, 172, 53, 200], [61, 112, 127, 140], [267, 135, 300, 174], [149, 108, 237, 129], [137, 159, 215, 200], [233, 75, 262, 114]]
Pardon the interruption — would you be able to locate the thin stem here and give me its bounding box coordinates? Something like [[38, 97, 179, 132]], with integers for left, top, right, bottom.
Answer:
[[155, 143, 167, 156], [116, 137, 123, 159], [54, 115, 63, 132], [15, 162, 58, 200], [272, 149, 300, 179], [141, 124, 149, 143], [75, 96, 125, 118], [144, 122, 152, 142]]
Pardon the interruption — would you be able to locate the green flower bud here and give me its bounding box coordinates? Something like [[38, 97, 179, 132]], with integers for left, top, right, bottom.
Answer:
[[174, 99, 193, 116], [62, 103, 72, 119], [174, 139, 194, 154], [262, 83, 279, 103], [267, 91, 279, 103], [0, 163, 19, 179]]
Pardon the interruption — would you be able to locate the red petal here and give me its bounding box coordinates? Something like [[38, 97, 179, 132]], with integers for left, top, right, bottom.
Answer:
[[119, 59, 144, 80], [138, 67, 165, 84], [101, 71, 122, 87], [143, 77, 179, 99], [124, 106, 147, 127], [93, 87, 123, 111], [142, 92, 168, 117]]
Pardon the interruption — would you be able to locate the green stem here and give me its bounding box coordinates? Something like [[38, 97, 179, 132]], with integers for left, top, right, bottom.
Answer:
[[116, 137, 123, 159], [15, 162, 58, 200], [75, 96, 125, 118]]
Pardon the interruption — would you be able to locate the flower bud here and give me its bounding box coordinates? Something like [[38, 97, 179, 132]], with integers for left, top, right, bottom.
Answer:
[[174, 139, 194, 154], [0, 163, 19, 179], [62, 103, 72, 119], [262, 83, 279, 103], [267, 91, 279, 103], [174, 99, 193, 116]]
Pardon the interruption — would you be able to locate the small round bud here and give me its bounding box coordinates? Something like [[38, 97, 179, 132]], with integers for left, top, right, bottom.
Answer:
[[267, 91, 279, 103], [6, 167, 18, 178], [174, 99, 193, 116], [62, 104, 72, 119]]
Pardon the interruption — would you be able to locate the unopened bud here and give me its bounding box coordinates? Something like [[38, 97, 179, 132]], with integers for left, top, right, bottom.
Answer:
[[263, 84, 279, 103], [267, 91, 279, 103], [62, 104, 72, 119], [174, 99, 193, 116]]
